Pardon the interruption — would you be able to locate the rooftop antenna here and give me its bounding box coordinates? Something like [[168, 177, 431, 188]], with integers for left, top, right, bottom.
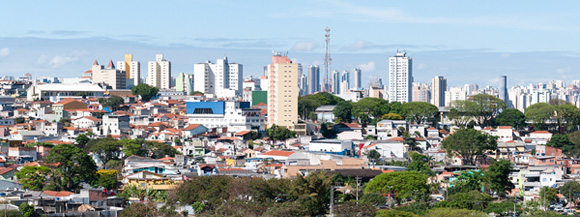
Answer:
[[323, 27, 332, 92]]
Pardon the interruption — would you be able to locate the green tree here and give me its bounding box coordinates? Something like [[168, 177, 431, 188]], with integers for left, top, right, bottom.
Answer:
[[352, 97, 390, 126], [566, 131, 580, 158], [320, 122, 336, 139], [170, 176, 234, 208], [468, 94, 506, 127], [441, 128, 497, 165], [364, 171, 430, 205], [46, 143, 97, 191], [103, 95, 125, 111], [496, 108, 526, 129], [561, 181, 580, 207], [546, 134, 579, 157], [525, 103, 555, 130], [87, 138, 121, 164], [333, 101, 353, 123], [266, 125, 296, 141], [407, 152, 434, 176], [119, 139, 147, 157], [484, 159, 514, 197], [401, 102, 439, 125], [19, 202, 37, 217], [539, 187, 558, 207], [298, 98, 320, 120], [93, 169, 118, 190], [75, 134, 90, 146], [555, 104, 580, 132], [484, 201, 522, 217], [120, 202, 158, 217], [447, 100, 478, 127], [131, 83, 159, 102], [381, 113, 403, 120], [375, 209, 418, 217], [15, 166, 51, 190], [289, 172, 332, 216], [360, 192, 386, 206], [435, 190, 492, 210], [332, 201, 376, 217], [424, 207, 487, 217], [145, 141, 181, 159], [14, 117, 25, 124], [450, 170, 485, 193], [367, 149, 381, 163]]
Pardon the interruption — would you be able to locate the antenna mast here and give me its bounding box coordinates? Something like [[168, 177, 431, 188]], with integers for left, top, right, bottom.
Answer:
[[323, 27, 332, 92]]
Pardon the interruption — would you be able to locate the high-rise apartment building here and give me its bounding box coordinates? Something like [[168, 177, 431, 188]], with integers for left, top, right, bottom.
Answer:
[[412, 83, 430, 103], [176, 72, 193, 93], [499, 75, 508, 106], [299, 73, 308, 96], [193, 57, 242, 97], [116, 54, 140, 87], [266, 52, 299, 130], [91, 60, 126, 90], [354, 68, 362, 89], [340, 70, 350, 94], [332, 70, 340, 94], [388, 51, 413, 103], [146, 54, 171, 89], [431, 76, 447, 107], [307, 65, 320, 94]]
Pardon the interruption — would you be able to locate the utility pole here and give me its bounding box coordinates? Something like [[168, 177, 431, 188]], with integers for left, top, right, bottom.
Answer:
[[329, 185, 334, 216], [355, 176, 361, 203]]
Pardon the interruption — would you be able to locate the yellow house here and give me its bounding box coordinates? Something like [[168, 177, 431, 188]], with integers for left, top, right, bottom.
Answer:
[[123, 171, 182, 190]]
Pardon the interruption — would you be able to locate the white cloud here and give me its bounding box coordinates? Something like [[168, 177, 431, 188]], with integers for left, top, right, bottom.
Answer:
[[417, 63, 428, 70], [556, 67, 571, 74], [0, 48, 9, 57], [37, 55, 79, 68], [342, 40, 374, 51], [292, 41, 318, 52], [48, 56, 79, 68], [357, 61, 376, 72]]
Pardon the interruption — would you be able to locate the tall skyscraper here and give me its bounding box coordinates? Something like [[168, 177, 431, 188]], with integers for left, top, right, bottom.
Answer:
[[267, 52, 299, 129], [412, 83, 431, 103], [499, 75, 508, 106], [332, 70, 340, 94], [176, 72, 193, 93], [431, 76, 447, 107], [193, 57, 243, 97], [307, 65, 320, 94], [340, 70, 350, 94], [299, 73, 308, 96], [354, 67, 362, 89], [388, 51, 413, 103], [146, 54, 171, 89], [92, 60, 126, 89], [116, 54, 140, 87]]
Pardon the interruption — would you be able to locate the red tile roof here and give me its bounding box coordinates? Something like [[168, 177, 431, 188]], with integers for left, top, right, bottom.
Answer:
[[43, 191, 75, 197], [531, 130, 551, 134], [183, 124, 202, 131], [387, 137, 405, 142], [0, 167, 14, 175], [235, 130, 252, 136], [261, 150, 295, 157]]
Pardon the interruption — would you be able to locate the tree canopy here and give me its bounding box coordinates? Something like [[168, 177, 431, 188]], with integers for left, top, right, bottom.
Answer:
[[401, 102, 439, 125], [266, 125, 296, 141], [524, 103, 555, 130], [441, 128, 497, 165], [131, 83, 159, 102], [364, 171, 430, 204], [496, 108, 526, 129], [15, 166, 51, 191], [448, 94, 505, 127], [46, 143, 97, 191], [484, 159, 514, 197], [333, 101, 353, 123]]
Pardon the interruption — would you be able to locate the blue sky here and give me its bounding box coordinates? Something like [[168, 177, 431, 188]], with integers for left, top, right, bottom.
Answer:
[[1, 0, 580, 87]]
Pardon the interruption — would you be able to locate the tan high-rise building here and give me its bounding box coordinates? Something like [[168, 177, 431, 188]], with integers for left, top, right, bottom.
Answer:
[[117, 54, 140, 87], [431, 76, 447, 107], [146, 54, 171, 89], [266, 52, 300, 131]]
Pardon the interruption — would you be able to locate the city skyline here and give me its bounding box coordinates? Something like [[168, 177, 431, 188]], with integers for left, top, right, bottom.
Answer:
[[2, 1, 580, 87]]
